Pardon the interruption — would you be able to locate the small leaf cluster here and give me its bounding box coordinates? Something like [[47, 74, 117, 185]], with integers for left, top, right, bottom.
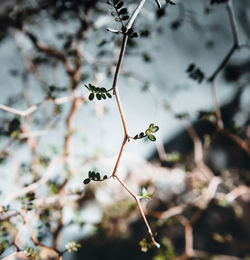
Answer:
[[198, 110, 216, 123], [83, 171, 109, 185], [84, 84, 112, 101], [186, 63, 205, 83], [24, 246, 39, 259], [8, 118, 21, 138], [20, 192, 36, 211], [165, 152, 180, 163], [140, 187, 153, 200], [139, 238, 154, 252], [65, 240, 81, 253], [107, 0, 129, 25], [0, 227, 9, 255], [134, 123, 159, 142]]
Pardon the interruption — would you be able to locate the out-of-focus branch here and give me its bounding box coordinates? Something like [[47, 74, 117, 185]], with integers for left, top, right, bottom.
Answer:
[[0, 157, 65, 209], [0, 90, 86, 117], [224, 185, 250, 203], [209, 0, 240, 131], [209, 0, 239, 82], [23, 30, 74, 76], [222, 130, 250, 156], [20, 211, 61, 254], [0, 102, 43, 117], [64, 98, 81, 157]]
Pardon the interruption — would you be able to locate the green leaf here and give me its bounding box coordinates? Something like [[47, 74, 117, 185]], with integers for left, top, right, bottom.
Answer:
[[119, 8, 127, 15], [96, 93, 102, 100], [83, 178, 91, 184], [151, 126, 159, 133], [148, 134, 156, 142], [121, 15, 129, 21], [139, 132, 144, 138], [89, 93, 94, 101], [134, 134, 138, 140], [65, 240, 81, 253], [89, 171, 95, 179], [100, 87, 107, 92], [131, 32, 138, 38], [149, 123, 154, 131], [116, 1, 124, 9], [106, 92, 112, 98], [101, 93, 106, 99], [141, 187, 147, 197], [95, 172, 101, 181], [145, 129, 151, 136]]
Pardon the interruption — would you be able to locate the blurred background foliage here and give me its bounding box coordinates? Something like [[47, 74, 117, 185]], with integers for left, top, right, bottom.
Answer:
[[0, 0, 250, 259]]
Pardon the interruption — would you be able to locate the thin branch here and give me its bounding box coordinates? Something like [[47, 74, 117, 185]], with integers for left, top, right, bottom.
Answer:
[[227, 0, 239, 47], [221, 129, 250, 156], [0, 157, 65, 209], [20, 211, 61, 255], [112, 0, 150, 175], [109, 0, 160, 246], [0, 102, 43, 117], [211, 79, 224, 130], [209, 43, 237, 83], [209, 0, 240, 132], [0, 90, 86, 117], [64, 98, 81, 157], [23, 30, 74, 76], [181, 119, 203, 165], [112, 34, 129, 139], [225, 185, 250, 203], [126, 0, 147, 30], [115, 175, 160, 248], [154, 0, 162, 9], [209, 0, 239, 82]]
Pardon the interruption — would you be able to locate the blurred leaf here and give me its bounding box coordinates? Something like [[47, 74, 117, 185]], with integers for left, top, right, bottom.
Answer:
[[148, 134, 156, 142], [83, 178, 91, 184], [116, 2, 124, 9], [89, 93, 95, 100], [65, 240, 81, 253], [121, 15, 129, 21], [151, 126, 159, 133]]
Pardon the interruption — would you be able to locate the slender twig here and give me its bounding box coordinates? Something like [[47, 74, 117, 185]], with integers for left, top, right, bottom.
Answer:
[[115, 175, 160, 248], [155, 0, 162, 9], [126, 0, 147, 30], [211, 79, 224, 129], [0, 102, 43, 117], [20, 211, 61, 255], [109, 0, 160, 246], [209, 0, 240, 131], [0, 90, 86, 117], [112, 35, 129, 139], [112, 0, 150, 175], [0, 157, 65, 209], [222, 130, 250, 156]]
